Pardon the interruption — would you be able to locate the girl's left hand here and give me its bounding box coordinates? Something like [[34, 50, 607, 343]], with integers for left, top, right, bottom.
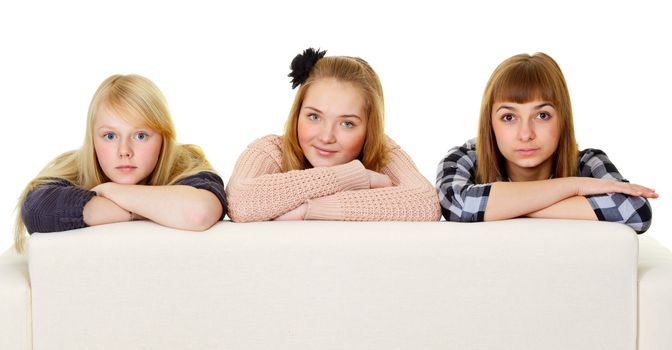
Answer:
[[274, 203, 307, 221]]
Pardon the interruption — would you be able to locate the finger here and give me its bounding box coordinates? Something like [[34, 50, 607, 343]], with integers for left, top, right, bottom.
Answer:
[[622, 184, 658, 198], [630, 184, 656, 196], [631, 184, 655, 193], [639, 191, 659, 199]]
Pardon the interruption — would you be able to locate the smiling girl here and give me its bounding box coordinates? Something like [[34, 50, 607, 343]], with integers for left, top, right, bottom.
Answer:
[[14, 74, 226, 252], [226, 48, 440, 222], [436, 53, 656, 233]]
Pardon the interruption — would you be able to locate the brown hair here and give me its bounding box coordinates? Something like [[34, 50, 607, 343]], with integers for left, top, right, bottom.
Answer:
[[282, 56, 388, 171], [476, 52, 577, 183]]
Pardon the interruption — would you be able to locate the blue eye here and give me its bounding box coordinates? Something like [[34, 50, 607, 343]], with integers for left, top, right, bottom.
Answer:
[[103, 133, 116, 141], [135, 132, 148, 141], [308, 113, 320, 121], [342, 121, 355, 129]]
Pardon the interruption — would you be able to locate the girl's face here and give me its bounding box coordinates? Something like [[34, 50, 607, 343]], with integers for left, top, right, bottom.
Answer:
[[297, 78, 367, 168], [93, 106, 163, 185], [491, 99, 561, 181]]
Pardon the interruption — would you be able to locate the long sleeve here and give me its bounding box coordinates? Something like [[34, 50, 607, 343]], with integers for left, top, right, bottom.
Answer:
[[579, 148, 652, 233], [226, 135, 370, 222], [304, 138, 441, 221], [435, 139, 491, 222], [175, 171, 228, 220], [22, 179, 97, 233]]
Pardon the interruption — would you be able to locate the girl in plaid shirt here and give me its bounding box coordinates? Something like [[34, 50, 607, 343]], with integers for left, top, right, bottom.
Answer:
[[436, 53, 656, 233]]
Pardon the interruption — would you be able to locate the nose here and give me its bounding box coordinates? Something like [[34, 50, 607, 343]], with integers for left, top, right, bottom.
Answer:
[[317, 122, 336, 144], [518, 118, 536, 142], [118, 139, 133, 159]]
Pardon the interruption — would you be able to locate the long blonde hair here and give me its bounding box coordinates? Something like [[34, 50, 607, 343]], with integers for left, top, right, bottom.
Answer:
[[476, 52, 578, 183], [14, 74, 214, 252], [282, 55, 388, 172]]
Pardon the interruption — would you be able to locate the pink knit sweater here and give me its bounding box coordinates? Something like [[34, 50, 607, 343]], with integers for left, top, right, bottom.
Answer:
[[226, 135, 441, 222]]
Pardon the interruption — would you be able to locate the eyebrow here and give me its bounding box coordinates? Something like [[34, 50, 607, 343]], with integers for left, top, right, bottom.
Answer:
[[303, 106, 362, 120], [95, 125, 151, 133], [495, 102, 555, 113], [96, 125, 117, 131]]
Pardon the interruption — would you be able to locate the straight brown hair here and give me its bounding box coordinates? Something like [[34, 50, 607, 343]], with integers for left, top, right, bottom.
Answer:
[[476, 53, 577, 183]]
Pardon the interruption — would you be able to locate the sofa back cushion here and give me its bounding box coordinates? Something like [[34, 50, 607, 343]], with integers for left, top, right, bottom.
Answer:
[[29, 220, 637, 350]]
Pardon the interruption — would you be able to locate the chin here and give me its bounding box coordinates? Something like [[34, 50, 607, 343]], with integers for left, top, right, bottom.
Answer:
[[514, 162, 540, 169], [307, 157, 341, 168], [309, 161, 333, 168], [112, 178, 140, 185]]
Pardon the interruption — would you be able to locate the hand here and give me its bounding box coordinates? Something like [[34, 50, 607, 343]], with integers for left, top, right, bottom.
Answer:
[[575, 177, 659, 198], [366, 170, 393, 189], [274, 203, 308, 221], [90, 182, 116, 198]]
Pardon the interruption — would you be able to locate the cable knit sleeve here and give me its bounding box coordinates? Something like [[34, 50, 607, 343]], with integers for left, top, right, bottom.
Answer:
[[22, 179, 97, 234], [305, 138, 441, 221], [226, 135, 370, 222]]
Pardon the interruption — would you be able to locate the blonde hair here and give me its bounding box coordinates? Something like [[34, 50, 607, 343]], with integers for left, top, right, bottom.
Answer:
[[14, 74, 214, 252], [476, 52, 578, 183], [282, 55, 388, 172]]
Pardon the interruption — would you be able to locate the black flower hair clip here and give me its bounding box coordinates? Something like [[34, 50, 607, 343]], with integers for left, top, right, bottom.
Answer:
[[288, 47, 327, 89]]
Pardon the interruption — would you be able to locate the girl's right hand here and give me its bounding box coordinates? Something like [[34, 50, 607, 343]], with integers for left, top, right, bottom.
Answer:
[[575, 177, 659, 198], [366, 170, 393, 189]]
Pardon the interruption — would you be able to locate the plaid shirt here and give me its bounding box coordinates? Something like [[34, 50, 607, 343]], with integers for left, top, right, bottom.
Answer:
[[436, 139, 652, 233]]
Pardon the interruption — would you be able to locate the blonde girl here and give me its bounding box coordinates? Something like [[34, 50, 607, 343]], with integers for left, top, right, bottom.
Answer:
[[15, 74, 226, 252]]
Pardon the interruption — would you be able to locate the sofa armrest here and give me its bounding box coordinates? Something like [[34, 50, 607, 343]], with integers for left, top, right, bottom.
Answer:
[[29, 219, 637, 350], [0, 248, 32, 350], [638, 235, 672, 350]]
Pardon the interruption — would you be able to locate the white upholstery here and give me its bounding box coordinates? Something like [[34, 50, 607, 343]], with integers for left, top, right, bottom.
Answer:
[[25, 219, 639, 350], [638, 235, 672, 350], [0, 247, 32, 350]]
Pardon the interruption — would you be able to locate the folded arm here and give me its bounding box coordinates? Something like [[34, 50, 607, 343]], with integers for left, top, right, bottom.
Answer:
[[22, 180, 97, 233], [304, 145, 441, 221], [92, 172, 225, 231], [226, 139, 369, 222]]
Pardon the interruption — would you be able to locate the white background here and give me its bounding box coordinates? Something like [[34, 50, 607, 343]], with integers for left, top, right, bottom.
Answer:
[[1, 1, 669, 252]]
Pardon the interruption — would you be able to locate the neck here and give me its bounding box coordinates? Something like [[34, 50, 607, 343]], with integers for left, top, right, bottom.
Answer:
[[506, 158, 553, 182]]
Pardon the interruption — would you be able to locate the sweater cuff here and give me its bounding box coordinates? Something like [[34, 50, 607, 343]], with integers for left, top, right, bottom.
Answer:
[[331, 160, 369, 191], [56, 189, 97, 231], [305, 196, 344, 220]]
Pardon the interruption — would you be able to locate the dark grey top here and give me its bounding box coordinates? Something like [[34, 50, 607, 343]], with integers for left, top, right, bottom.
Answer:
[[22, 171, 227, 234]]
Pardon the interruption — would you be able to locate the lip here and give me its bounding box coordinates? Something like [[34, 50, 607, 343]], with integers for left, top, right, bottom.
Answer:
[[516, 148, 539, 156], [313, 145, 337, 156], [115, 165, 137, 173]]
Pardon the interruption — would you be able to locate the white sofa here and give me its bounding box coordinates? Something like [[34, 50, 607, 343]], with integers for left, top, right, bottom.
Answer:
[[1, 219, 671, 350]]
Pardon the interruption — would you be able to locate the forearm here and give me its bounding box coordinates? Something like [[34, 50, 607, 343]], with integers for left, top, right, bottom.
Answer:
[[83, 196, 133, 226], [485, 178, 578, 221], [305, 185, 441, 221], [526, 196, 598, 220], [96, 184, 222, 231], [306, 147, 441, 221], [22, 181, 96, 233], [227, 160, 369, 222], [586, 193, 653, 233]]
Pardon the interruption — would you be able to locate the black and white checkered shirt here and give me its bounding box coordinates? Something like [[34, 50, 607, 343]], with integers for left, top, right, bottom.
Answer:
[[436, 139, 652, 233]]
